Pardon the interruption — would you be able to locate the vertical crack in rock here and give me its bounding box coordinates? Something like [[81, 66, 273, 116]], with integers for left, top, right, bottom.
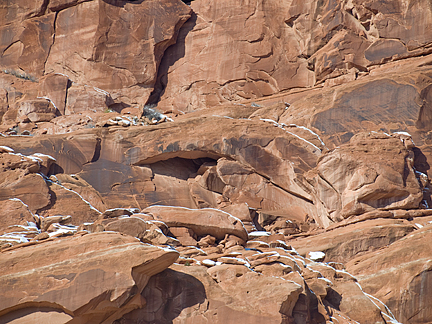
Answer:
[[90, 137, 102, 163], [146, 11, 198, 106], [43, 11, 58, 76]]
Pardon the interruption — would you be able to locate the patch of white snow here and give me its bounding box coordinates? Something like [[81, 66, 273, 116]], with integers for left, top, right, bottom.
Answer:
[[308, 251, 326, 261], [202, 259, 217, 267], [248, 231, 271, 237]]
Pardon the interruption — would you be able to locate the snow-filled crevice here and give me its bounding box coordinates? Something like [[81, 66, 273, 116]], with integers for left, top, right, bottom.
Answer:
[[41, 177, 102, 214]]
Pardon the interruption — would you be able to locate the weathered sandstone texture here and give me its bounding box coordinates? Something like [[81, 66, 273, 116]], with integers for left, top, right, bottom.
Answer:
[[0, 0, 191, 109], [0, 232, 179, 323], [154, 0, 432, 110], [347, 225, 432, 323], [1, 0, 432, 323]]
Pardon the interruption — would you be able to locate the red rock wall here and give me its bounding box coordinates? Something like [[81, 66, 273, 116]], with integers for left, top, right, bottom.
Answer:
[[1, 0, 432, 323]]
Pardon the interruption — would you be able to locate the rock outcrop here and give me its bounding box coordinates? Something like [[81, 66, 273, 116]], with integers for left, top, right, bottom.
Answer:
[[153, 0, 432, 111], [0, 0, 191, 111], [306, 132, 424, 224], [1, 0, 432, 323], [0, 232, 179, 323], [142, 205, 249, 242], [347, 225, 432, 323]]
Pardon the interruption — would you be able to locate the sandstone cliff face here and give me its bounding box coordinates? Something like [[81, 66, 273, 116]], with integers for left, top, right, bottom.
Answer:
[[0, 0, 191, 109], [1, 0, 432, 323], [154, 0, 432, 110]]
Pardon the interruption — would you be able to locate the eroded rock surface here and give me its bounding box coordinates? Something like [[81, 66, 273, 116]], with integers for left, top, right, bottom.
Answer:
[[1, 0, 432, 323], [346, 225, 432, 324], [0, 0, 191, 107], [306, 132, 424, 223], [0, 232, 179, 323]]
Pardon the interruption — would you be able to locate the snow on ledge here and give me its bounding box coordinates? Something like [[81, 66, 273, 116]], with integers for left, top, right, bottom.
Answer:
[[248, 231, 271, 238], [308, 251, 325, 261]]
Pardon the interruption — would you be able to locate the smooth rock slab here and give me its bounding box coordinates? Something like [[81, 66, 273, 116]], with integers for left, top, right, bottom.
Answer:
[[195, 264, 303, 322], [0, 198, 35, 234], [143, 205, 248, 242], [346, 225, 432, 324], [0, 232, 179, 323], [290, 218, 416, 263]]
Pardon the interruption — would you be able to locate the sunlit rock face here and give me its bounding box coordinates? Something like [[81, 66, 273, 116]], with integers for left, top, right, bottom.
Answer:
[[0, 0, 191, 107], [1, 0, 432, 323]]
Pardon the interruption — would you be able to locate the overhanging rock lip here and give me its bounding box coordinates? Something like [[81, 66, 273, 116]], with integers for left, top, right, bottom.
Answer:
[[130, 150, 226, 166]]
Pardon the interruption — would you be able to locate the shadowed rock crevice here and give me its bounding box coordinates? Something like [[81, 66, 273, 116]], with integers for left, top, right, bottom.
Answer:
[[292, 281, 326, 324], [412, 147, 432, 208], [416, 84, 432, 131], [324, 288, 343, 311], [36, 185, 57, 214], [90, 137, 102, 163], [146, 12, 198, 107], [102, 0, 146, 7], [146, 157, 217, 180], [115, 269, 206, 324], [131, 148, 225, 166], [42, 11, 57, 76]]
